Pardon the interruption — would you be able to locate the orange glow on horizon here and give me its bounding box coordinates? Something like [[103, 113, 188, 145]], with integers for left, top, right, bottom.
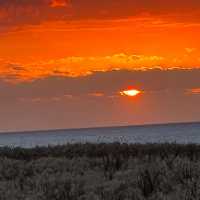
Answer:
[[120, 89, 141, 97]]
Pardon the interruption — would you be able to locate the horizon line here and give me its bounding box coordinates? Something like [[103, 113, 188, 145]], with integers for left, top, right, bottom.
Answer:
[[1, 120, 200, 135]]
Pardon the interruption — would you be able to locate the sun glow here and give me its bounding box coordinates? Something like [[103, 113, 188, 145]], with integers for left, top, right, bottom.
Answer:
[[120, 89, 141, 97]]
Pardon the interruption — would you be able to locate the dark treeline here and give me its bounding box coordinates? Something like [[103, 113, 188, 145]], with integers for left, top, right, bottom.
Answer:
[[1, 143, 200, 199]]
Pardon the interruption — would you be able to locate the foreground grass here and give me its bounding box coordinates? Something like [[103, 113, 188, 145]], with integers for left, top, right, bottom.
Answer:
[[1, 143, 200, 199]]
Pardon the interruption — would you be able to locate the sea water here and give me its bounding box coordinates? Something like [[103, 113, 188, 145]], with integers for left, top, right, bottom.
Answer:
[[0, 122, 200, 148]]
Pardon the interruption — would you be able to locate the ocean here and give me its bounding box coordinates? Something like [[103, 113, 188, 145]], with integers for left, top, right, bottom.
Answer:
[[0, 122, 200, 148]]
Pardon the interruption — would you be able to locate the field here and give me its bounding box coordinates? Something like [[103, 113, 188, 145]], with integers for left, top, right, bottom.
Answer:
[[0, 143, 200, 199]]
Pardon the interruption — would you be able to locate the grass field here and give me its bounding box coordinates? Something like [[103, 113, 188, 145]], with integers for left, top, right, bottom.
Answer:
[[0, 143, 200, 199]]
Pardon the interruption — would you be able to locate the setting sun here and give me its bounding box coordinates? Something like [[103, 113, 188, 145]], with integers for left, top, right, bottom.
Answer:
[[120, 89, 141, 97]]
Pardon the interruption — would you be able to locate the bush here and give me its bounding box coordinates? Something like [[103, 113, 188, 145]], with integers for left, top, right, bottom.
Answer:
[[0, 143, 200, 199]]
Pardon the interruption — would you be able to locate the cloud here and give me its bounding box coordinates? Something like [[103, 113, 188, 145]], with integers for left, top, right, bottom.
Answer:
[[2, 53, 200, 82], [50, 0, 70, 7], [186, 88, 200, 95], [0, 54, 165, 81], [1, 0, 200, 31], [88, 92, 105, 97], [185, 48, 197, 54]]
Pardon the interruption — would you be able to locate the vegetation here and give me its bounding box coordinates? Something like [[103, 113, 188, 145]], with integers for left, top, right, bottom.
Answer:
[[1, 143, 200, 199]]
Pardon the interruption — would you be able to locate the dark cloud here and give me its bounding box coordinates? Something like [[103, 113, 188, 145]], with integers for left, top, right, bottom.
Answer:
[[71, 0, 200, 19], [1, 0, 200, 30]]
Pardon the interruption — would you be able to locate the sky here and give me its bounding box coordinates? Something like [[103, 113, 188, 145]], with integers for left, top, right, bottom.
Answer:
[[0, 0, 200, 132]]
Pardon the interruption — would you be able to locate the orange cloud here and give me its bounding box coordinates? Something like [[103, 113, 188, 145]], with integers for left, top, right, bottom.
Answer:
[[89, 93, 104, 97], [50, 0, 70, 7], [185, 48, 197, 54], [0, 53, 165, 82], [1, 53, 200, 82], [187, 88, 200, 95]]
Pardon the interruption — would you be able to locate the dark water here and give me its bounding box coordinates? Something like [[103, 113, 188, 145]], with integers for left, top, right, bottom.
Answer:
[[0, 122, 200, 148]]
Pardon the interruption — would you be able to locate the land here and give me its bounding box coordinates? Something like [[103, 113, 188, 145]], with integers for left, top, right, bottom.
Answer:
[[0, 143, 200, 199]]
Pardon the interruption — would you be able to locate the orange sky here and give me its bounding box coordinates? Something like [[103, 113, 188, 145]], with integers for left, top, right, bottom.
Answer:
[[0, 0, 200, 131], [0, 0, 200, 81], [1, 18, 200, 81]]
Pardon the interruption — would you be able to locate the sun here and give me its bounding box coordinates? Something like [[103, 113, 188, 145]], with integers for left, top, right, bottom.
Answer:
[[120, 89, 141, 97]]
